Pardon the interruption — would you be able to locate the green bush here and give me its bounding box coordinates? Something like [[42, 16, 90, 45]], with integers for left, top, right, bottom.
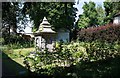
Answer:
[[22, 40, 120, 77], [84, 41, 120, 61], [0, 38, 5, 44], [2, 34, 34, 49]]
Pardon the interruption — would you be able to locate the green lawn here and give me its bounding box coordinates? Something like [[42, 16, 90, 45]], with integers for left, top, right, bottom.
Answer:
[[12, 48, 35, 66], [13, 48, 35, 56], [2, 47, 35, 67]]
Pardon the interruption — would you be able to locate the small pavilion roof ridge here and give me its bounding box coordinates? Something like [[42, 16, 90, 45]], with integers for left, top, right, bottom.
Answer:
[[34, 16, 56, 34]]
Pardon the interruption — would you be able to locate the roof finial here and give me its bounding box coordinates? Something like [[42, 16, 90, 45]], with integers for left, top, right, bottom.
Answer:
[[41, 17, 50, 25]]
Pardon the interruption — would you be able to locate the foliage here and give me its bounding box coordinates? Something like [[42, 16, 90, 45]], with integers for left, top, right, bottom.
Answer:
[[1, 45, 13, 55], [78, 15, 90, 28], [74, 56, 120, 78], [78, 1, 106, 29], [2, 2, 26, 34], [0, 38, 4, 44], [22, 41, 86, 75], [78, 24, 120, 43], [2, 2, 18, 33], [3, 35, 34, 49], [104, 1, 120, 23], [22, 2, 77, 31], [96, 5, 106, 26], [2, 2, 29, 45], [22, 40, 120, 77]]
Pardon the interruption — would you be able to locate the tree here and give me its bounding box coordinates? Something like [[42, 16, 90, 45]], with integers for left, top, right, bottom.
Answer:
[[78, 1, 106, 29], [96, 5, 106, 26], [2, 2, 20, 44], [78, 1, 98, 28], [2, 2, 18, 34], [2, 2, 27, 44], [104, 1, 120, 23], [22, 2, 77, 31], [2, 2, 77, 43], [78, 15, 90, 28]]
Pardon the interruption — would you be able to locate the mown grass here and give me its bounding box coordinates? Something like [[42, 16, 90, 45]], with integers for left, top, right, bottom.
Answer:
[[11, 48, 35, 66], [2, 46, 35, 66], [13, 48, 35, 56]]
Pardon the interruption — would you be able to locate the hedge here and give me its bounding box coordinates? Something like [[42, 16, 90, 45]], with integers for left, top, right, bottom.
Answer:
[[77, 23, 120, 43]]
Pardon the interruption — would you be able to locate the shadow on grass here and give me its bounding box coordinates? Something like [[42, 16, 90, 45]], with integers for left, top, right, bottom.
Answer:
[[2, 52, 52, 78], [2, 52, 29, 78]]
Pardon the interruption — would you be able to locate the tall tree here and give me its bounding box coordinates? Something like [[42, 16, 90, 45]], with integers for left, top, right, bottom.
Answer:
[[2, 2, 18, 34], [78, 1, 98, 28], [22, 2, 77, 32], [78, 1, 106, 29], [2, 2, 27, 44]]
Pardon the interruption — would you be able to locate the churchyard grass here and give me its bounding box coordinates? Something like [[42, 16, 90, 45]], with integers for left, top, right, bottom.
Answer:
[[2, 46, 35, 66]]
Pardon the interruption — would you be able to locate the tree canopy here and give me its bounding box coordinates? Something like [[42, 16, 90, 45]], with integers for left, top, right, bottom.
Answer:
[[104, 1, 120, 23], [2, 2, 77, 33], [2, 2, 18, 34], [22, 2, 77, 32], [78, 1, 106, 29], [2, 2, 77, 43]]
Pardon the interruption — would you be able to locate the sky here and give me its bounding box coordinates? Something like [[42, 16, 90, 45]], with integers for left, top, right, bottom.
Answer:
[[23, 0, 105, 33]]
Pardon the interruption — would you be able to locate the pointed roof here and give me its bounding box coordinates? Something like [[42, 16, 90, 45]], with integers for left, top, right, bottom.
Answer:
[[40, 17, 50, 26], [35, 17, 56, 35]]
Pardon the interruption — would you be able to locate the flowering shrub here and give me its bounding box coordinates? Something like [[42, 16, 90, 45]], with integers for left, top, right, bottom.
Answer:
[[78, 23, 120, 43]]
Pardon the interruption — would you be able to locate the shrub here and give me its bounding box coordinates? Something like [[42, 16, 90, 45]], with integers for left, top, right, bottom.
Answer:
[[0, 38, 5, 44], [3, 35, 34, 49], [22, 40, 120, 77], [22, 41, 88, 75], [78, 23, 120, 43]]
